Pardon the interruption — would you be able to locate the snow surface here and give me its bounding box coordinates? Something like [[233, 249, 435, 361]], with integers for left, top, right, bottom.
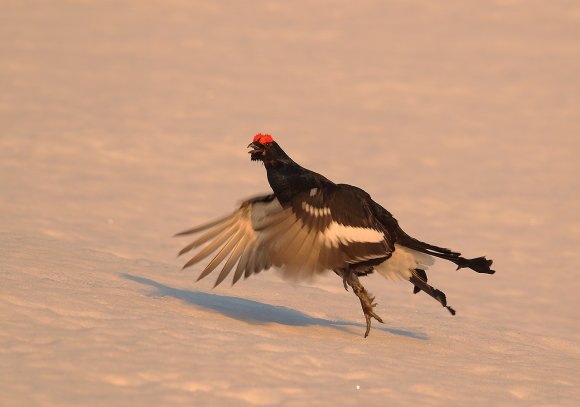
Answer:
[[1, 1, 579, 406]]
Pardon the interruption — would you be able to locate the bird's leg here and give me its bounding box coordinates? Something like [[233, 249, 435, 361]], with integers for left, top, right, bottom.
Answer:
[[337, 268, 384, 337], [333, 270, 349, 291], [409, 272, 456, 316]]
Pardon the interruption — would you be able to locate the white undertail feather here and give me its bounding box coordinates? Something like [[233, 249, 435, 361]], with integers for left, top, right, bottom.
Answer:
[[376, 244, 435, 281]]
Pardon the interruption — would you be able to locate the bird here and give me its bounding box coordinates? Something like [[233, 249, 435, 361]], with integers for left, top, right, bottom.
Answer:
[[175, 133, 495, 337]]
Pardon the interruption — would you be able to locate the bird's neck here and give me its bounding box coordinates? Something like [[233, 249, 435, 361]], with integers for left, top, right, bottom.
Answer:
[[265, 159, 333, 205]]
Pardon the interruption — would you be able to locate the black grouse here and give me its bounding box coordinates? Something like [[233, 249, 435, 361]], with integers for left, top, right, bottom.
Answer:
[[176, 133, 495, 337]]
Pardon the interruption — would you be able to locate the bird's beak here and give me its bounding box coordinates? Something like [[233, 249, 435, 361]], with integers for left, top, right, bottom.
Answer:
[[247, 142, 264, 154]]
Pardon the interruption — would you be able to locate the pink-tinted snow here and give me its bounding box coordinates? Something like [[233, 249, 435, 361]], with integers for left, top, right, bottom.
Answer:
[[1, 1, 579, 406]]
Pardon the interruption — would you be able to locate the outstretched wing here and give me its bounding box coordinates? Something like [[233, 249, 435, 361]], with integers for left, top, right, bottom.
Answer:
[[175, 187, 393, 286], [175, 194, 283, 287]]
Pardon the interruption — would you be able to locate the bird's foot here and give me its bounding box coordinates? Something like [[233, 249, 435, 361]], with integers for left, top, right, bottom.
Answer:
[[351, 280, 384, 337], [360, 294, 384, 338], [336, 268, 384, 337]]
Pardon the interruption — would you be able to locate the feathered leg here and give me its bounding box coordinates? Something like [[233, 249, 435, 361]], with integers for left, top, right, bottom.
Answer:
[[409, 270, 456, 315], [335, 268, 383, 338]]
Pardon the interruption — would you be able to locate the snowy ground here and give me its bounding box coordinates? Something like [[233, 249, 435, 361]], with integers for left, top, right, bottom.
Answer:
[[1, 1, 579, 406]]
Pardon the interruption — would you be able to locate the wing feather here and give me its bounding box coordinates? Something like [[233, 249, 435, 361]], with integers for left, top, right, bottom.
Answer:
[[213, 234, 248, 287], [182, 225, 237, 269], [197, 228, 243, 281], [178, 218, 235, 256], [174, 213, 235, 236], [233, 240, 254, 284], [176, 187, 393, 284]]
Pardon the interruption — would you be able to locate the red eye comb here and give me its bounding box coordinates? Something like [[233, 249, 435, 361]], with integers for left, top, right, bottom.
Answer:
[[253, 133, 274, 144]]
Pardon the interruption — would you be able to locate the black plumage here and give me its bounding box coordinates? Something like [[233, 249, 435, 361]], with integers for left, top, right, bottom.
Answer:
[[176, 134, 495, 337]]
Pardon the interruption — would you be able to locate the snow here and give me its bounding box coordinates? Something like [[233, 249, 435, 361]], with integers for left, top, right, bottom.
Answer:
[[1, 1, 579, 405]]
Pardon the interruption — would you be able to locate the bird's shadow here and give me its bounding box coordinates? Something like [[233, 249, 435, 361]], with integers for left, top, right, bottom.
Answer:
[[123, 274, 429, 340]]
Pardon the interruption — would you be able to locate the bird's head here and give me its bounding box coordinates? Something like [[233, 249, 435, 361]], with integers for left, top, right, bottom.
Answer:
[[247, 133, 287, 164]]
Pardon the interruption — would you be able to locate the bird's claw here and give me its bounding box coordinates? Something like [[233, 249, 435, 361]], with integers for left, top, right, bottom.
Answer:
[[361, 296, 384, 337]]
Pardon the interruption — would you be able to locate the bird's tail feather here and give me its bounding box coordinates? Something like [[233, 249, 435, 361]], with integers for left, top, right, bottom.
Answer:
[[452, 256, 495, 274], [398, 232, 495, 274]]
